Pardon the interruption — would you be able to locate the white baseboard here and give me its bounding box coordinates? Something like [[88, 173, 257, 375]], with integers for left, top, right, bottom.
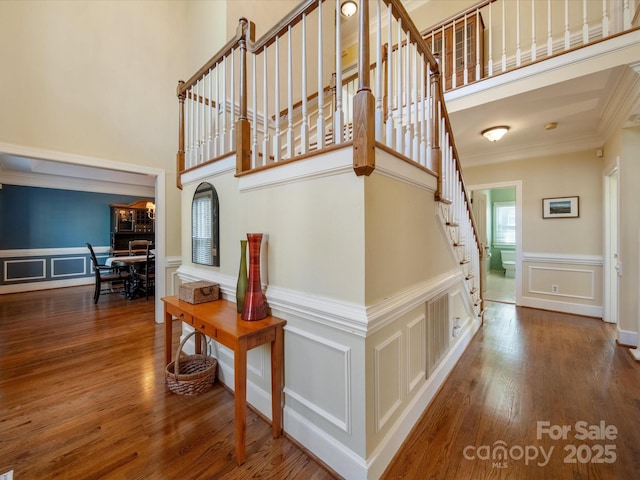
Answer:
[[0, 277, 93, 294], [519, 296, 602, 318], [284, 407, 368, 480], [617, 327, 638, 347]]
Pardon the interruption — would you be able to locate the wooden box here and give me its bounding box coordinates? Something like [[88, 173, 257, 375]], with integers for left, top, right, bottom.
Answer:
[[179, 281, 220, 304]]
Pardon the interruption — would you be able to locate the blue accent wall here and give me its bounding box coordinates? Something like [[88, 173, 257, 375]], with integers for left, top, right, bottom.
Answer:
[[0, 185, 146, 249]]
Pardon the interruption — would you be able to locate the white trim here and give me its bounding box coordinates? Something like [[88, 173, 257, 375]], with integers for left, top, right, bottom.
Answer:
[[523, 252, 604, 266], [0, 246, 110, 257], [180, 154, 235, 186], [519, 296, 602, 318], [374, 332, 403, 432], [617, 327, 638, 347], [238, 147, 353, 192], [0, 277, 93, 294], [284, 407, 368, 480]]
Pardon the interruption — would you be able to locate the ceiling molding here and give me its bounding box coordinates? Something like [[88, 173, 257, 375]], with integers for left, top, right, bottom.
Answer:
[[598, 65, 640, 137]]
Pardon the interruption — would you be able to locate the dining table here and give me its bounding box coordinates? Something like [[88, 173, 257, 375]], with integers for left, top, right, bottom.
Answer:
[[106, 255, 151, 299]]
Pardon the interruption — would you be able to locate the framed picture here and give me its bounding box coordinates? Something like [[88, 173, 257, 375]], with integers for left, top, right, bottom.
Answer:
[[542, 196, 579, 219]]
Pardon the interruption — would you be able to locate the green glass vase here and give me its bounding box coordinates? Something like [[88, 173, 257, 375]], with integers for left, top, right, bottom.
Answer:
[[236, 239, 248, 313]]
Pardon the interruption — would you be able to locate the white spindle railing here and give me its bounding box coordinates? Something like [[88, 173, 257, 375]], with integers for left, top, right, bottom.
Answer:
[[422, 0, 637, 92]]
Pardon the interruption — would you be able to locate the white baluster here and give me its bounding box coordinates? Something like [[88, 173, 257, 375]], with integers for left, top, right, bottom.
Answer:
[[229, 50, 235, 152], [316, 0, 325, 150], [386, 4, 394, 149], [214, 65, 219, 157], [420, 56, 426, 167], [624, 0, 631, 30], [501, 0, 507, 72], [221, 55, 227, 153], [199, 77, 204, 161], [516, 0, 522, 67], [531, 0, 537, 62], [207, 69, 212, 160], [564, 0, 571, 50], [475, 9, 480, 80], [286, 25, 293, 159], [334, 0, 343, 145], [452, 18, 457, 89], [300, 13, 309, 155], [413, 44, 419, 162], [375, 0, 383, 142], [488, 1, 494, 76], [583, 0, 589, 44], [463, 15, 468, 85], [425, 66, 431, 170], [602, 0, 610, 37], [273, 36, 281, 162], [186, 87, 192, 167], [252, 53, 258, 168], [396, 18, 404, 150], [441, 24, 447, 88], [262, 46, 269, 166], [404, 32, 412, 157], [547, 0, 553, 56]]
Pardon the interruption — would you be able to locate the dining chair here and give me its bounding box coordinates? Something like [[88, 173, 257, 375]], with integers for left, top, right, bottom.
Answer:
[[86, 243, 130, 304], [136, 243, 156, 300], [129, 239, 151, 255]]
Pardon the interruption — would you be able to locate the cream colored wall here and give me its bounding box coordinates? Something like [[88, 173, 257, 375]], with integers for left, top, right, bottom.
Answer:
[[184, 1, 229, 77], [0, 0, 186, 260], [465, 150, 604, 313], [364, 167, 455, 304]]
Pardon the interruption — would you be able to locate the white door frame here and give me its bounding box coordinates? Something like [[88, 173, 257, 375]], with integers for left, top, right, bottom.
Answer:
[[603, 160, 620, 324], [469, 180, 523, 306]]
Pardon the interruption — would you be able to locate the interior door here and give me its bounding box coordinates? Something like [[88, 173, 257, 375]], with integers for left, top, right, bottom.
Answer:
[[472, 191, 489, 294]]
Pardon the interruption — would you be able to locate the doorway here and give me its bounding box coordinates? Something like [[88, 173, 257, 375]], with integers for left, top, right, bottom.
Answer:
[[603, 162, 619, 324], [471, 181, 522, 305]]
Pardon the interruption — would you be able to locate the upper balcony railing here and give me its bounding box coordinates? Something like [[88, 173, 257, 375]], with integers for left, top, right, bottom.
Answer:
[[421, 0, 639, 91]]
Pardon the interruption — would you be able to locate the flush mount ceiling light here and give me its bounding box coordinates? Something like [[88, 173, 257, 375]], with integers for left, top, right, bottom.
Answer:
[[481, 126, 510, 142], [340, 0, 358, 18]]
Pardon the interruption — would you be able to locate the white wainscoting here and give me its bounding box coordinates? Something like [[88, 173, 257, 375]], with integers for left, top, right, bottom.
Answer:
[[521, 252, 603, 318]]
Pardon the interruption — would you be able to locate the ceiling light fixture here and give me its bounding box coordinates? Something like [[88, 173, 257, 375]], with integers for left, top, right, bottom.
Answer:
[[340, 0, 358, 18], [481, 126, 510, 142]]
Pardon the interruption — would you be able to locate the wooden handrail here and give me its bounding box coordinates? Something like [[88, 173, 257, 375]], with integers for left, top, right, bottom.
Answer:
[[178, 18, 255, 96], [248, 0, 325, 54]]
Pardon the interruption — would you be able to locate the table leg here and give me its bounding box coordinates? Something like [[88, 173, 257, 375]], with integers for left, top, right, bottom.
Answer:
[[271, 325, 284, 438], [164, 308, 173, 365], [234, 340, 248, 464]]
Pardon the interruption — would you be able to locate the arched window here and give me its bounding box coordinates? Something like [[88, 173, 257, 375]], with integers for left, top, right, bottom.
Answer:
[[192, 182, 219, 266]]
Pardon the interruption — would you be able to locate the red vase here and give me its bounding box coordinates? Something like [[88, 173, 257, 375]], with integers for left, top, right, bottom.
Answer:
[[241, 233, 268, 321]]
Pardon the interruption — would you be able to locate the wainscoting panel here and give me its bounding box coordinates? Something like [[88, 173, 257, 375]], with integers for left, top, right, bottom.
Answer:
[[4, 258, 46, 281], [406, 314, 426, 394], [284, 326, 352, 434], [52, 257, 86, 278], [374, 332, 403, 432], [528, 266, 595, 300]]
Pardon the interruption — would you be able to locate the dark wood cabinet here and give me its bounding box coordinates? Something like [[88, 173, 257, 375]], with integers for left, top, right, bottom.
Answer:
[[110, 200, 155, 254]]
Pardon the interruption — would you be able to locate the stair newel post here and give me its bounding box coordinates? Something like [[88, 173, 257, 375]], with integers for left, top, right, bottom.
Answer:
[[431, 59, 442, 200], [352, 0, 375, 176], [236, 18, 254, 175], [176, 80, 186, 190]]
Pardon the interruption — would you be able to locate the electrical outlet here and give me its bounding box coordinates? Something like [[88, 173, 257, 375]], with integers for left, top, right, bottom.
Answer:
[[551, 284, 559, 293]]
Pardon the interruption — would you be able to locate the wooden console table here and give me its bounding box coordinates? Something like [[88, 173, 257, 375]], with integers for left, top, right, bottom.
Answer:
[[161, 296, 286, 464]]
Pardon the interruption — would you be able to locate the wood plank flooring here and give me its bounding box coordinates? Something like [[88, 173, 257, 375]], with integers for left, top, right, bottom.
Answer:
[[0, 286, 335, 480], [1, 288, 639, 479], [382, 301, 640, 480]]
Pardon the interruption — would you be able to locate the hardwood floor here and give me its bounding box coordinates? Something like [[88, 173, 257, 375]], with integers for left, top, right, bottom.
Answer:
[[0, 286, 335, 480], [382, 301, 640, 480], [2, 289, 639, 479]]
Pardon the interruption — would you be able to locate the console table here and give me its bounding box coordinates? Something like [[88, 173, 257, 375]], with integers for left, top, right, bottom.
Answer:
[[161, 296, 286, 464]]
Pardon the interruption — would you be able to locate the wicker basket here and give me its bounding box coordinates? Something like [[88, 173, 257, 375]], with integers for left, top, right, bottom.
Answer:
[[165, 331, 217, 395]]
